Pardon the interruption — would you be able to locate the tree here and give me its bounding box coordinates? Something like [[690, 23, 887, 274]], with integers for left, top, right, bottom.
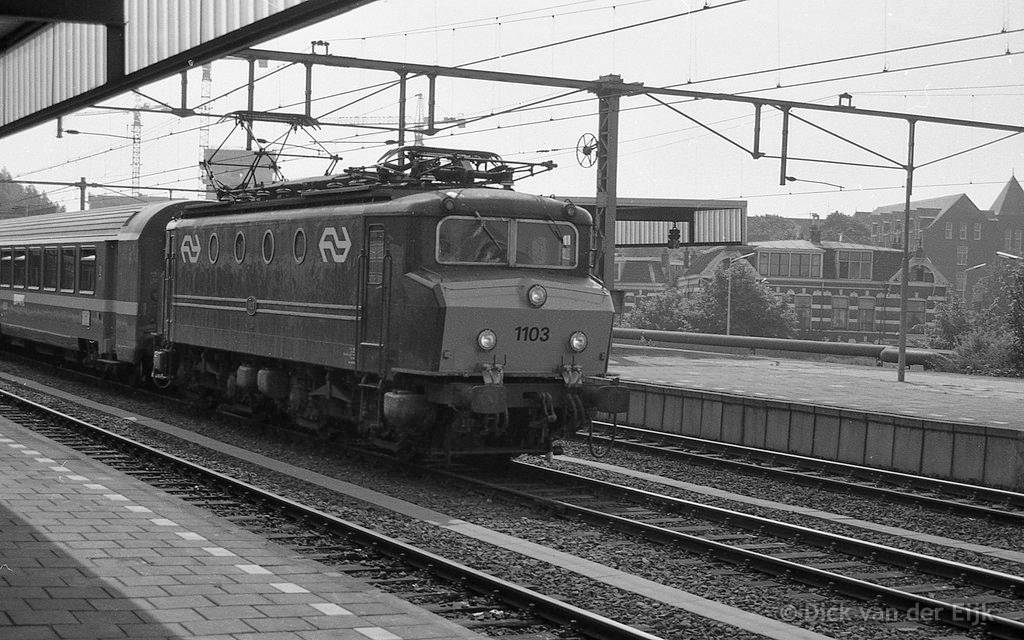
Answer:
[[621, 287, 693, 332], [971, 260, 1024, 372], [926, 261, 1024, 376], [820, 211, 871, 243], [685, 263, 797, 337], [925, 295, 972, 350], [0, 168, 65, 218], [746, 215, 801, 241]]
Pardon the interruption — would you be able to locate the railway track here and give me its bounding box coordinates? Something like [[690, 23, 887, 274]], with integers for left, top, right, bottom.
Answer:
[[0, 387, 662, 640], [438, 459, 1024, 639], [580, 422, 1024, 525]]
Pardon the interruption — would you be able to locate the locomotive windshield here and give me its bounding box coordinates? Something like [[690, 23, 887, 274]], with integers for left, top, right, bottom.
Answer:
[[436, 215, 577, 268]]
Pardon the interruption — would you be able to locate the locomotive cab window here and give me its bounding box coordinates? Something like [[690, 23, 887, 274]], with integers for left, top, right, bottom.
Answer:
[[0, 249, 11, 287], [60, 248, 76, 292], [437, 216, 509, 264], [515, 220, 577, 267], [436, 216, 576, 269], [43, 248, 58, 290], [12, 249, 26, 288], [78, 248, 96, 294]]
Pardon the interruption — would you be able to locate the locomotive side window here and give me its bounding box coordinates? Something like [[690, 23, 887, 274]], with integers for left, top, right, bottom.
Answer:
[[436, 216, 509, 264], [27, 247, 42, 289], [515, 220, 577, 268], [12, 249, 26, 288], [43, 248, 58, 290], [78, 248, 96, 295], [262, 230, 275, 264], [293, 228, 306, 263], [60, 247, 76, 292], [0, 249, 10, 287], [234, 232, 245, 263], [209, 233, 220, 264]]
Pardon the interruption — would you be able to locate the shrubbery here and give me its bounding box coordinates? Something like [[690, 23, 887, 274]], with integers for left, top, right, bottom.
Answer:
[[621, 262, 796, 338], [925, 261, 1024, 376]]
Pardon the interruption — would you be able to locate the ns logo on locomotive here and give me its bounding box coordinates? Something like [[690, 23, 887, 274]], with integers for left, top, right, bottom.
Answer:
[[0, 147, 628, 459]]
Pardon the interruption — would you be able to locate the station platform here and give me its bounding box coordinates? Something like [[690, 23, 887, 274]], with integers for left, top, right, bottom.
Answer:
[[0, 417, 483, 640], [606, 343, 1024, 489], [609, 343, 1022, 430]]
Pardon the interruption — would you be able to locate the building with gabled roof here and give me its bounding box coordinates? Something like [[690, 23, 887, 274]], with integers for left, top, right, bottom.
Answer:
[[866, 178, 1024, 297], [671, 234, 935, 342]]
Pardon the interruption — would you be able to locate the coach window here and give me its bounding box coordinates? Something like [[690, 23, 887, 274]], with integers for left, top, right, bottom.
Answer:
[[234, 232, 245, 263], [262, 230, 275, 264], [78, 248, 96, 294], [0, 249, 11, 287], [28, 248, 42, 289], [208, 233, 220, 264], [12, 249, 26, 288], [293, 228, 306, 263], [60, 247, 76, 292], [43, 248, 58, 290]]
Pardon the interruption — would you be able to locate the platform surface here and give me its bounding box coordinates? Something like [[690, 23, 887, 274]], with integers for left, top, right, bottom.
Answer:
[[0, 417, 483, 640], [608, 343, 1023, 430]]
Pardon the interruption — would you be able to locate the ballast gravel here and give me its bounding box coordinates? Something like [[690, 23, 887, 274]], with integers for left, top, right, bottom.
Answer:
[[0, 361, 1004, 640]]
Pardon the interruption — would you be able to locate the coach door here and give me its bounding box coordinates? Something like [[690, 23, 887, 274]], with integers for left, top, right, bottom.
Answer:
[[356, 224, 390, 374]]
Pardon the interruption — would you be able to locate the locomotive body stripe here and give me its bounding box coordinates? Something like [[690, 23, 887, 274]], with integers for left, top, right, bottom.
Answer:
[[172, 301, 356, 321], [172, 294, 356, 311]]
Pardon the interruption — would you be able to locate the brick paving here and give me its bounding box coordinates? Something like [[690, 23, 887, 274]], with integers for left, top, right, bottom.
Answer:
[[0, 418, 482, 640], [609, 343, 1023, 429]]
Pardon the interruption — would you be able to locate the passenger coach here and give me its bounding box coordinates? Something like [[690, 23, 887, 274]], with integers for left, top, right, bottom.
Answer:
[[0, 202, 191, 377]]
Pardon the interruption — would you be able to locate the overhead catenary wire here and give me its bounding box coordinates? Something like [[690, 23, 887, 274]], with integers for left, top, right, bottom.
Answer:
[[11, 2, 1024, 200]]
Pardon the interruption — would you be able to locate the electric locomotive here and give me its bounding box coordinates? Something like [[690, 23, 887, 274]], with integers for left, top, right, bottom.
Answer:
[[153, 147, 627, 458]]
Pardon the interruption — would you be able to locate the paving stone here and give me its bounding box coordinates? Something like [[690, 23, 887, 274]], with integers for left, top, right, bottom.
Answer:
[[181, 618, 257, 635], [0, 416, 483, 640]]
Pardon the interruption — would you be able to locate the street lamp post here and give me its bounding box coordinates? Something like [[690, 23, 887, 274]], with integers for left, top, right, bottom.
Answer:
[[963, 263, 987, 305], [785, 176, 845, 190], [725, 251, 756, 335]]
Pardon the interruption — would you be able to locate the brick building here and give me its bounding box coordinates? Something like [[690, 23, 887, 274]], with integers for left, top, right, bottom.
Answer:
[[674, 233, 946, 342], [866, 177, 1024, 297]]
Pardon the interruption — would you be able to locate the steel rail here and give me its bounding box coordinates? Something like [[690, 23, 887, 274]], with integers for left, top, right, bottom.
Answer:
[[441, 462, 1024, 639], [583, 422, 1024, 522], [509, 462, 1024, 593], [0, 388, 663, 640]]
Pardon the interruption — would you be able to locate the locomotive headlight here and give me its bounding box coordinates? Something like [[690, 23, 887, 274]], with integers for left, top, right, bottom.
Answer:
[[569, 331, 588, 352], [527, 284, 547, 308], [477, 329, 497, 351]]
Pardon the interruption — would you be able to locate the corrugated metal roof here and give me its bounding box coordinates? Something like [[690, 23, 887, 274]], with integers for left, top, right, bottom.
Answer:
[[0, 205, 144, 245], [2, 0, 353, 133]]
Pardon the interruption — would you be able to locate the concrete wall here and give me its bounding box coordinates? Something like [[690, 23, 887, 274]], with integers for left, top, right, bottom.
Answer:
[[613, 381, 1024, 490]]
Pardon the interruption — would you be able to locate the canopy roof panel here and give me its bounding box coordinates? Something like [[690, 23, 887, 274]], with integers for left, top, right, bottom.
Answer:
[[0, 0, 372, 139]]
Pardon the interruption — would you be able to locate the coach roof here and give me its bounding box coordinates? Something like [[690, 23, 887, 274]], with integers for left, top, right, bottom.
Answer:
[[0, 201, 194, 246]]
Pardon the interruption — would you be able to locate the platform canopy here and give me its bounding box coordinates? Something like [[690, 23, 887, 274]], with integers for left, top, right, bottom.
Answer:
[[0, 0, 373, 139], [562, 196, 748, 247]]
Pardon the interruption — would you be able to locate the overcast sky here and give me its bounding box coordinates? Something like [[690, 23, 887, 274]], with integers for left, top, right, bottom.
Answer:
[[4, 0, 1024, 217]]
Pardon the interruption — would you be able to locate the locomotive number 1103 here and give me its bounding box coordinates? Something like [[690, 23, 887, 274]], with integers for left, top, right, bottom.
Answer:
[[514, 326, 550, 342]]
